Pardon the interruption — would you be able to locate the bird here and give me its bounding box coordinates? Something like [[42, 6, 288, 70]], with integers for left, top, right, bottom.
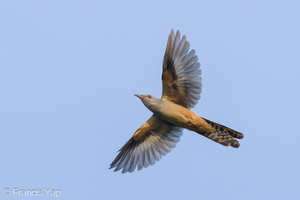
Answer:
[[109, 30, 244, 173]]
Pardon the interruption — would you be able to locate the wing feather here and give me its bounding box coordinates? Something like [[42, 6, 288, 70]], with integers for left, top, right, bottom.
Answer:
[[162, 30, 202, 108], [110, 115, 183, 173]]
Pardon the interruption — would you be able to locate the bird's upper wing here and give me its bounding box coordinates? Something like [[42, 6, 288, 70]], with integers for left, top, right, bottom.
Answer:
[[110, 115, 182, 173], [162, 30, 202, 108]]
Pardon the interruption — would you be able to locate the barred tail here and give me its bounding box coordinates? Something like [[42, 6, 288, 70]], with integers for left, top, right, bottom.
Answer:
[[198, 118, 244, 148]]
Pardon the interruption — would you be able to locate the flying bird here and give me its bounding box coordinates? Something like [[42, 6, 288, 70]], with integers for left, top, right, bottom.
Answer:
[[110, 30, 243, 173]]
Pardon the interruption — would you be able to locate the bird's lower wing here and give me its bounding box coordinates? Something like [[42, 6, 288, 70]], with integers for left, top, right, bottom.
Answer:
[[110, 115, 183, 173]]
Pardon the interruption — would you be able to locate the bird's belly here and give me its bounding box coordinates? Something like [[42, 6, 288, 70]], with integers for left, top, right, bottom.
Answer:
[[156, 102, 214, 133]]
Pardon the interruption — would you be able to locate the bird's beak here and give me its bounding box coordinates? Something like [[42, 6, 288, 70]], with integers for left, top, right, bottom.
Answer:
[[134, 94, 143, 99]]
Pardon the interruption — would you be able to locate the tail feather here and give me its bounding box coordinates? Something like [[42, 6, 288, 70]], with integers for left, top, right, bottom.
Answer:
[[199, 118, 244, 148]]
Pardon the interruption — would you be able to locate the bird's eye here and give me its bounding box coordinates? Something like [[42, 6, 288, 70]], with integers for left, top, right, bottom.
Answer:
[[147, 95, 152, 98]]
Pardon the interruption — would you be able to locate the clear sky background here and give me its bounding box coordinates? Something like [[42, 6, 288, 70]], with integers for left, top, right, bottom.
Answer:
[[1, 0, 300, 200]]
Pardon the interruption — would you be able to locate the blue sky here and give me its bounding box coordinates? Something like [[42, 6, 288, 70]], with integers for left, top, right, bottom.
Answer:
[[1, 0, 300, 199]]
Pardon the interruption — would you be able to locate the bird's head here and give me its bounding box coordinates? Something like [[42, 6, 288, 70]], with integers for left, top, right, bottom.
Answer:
[[134, 94, 162, 113]]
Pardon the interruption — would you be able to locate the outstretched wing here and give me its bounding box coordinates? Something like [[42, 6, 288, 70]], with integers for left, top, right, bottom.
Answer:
[[162, 30, 202, 108], [110, 115, 183, 173]]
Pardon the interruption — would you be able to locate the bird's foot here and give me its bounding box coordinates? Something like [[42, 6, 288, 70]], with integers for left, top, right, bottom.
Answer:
[[189, 119, 197, 126]]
